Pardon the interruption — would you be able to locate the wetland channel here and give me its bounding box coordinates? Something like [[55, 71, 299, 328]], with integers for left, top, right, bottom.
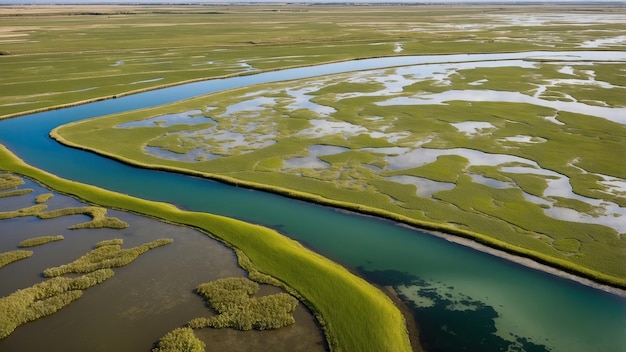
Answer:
[[1, 52, 625, 351]]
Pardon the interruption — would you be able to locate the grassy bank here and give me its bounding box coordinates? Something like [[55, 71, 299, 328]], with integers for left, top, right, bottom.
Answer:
[[0, 144, 413, 352], [51, 126, 626, 289], [2, 5, 625, 119], [51, 67, 626, 288]]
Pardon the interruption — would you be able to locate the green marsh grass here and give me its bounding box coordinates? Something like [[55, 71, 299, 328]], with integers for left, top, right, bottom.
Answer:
[[0, 189, 33, 198], [152, 327, 206, 352], [19, 235, 64, 248], [43, 238, 173, 277], [0, 250, 33, 269], [0, 204, 47, 220], [503, 172, 552, 198], [38, 206, 129, 229], [0, 269, 114, 339], [0, 145, 413, 352], [35, 193, 53, 203], [549, 196, 603, 216], [53, 72, 626, 285], [0, 173, 24, 190], [3, 6, 625, 119], [189, 277, 298, 331], [384, 155, 469, 183], [3, 4, 626, 348]]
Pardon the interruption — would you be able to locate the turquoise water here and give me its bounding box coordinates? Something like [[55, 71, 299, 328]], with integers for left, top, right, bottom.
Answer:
[[1, 52, 625, 351]]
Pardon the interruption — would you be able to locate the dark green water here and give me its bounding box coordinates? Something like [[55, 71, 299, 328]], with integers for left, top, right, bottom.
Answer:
[[1, 52, 625, 351]]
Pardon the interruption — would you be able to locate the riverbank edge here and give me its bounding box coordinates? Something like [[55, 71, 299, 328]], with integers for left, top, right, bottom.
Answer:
[[50, 126, 626, 292], [406, 223, 626, 298], [0, 54, 405, 121], [1, 48, 620, 122], [0, 145, 414, 352]]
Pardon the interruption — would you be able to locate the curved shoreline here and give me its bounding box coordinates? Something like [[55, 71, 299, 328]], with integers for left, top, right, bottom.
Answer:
[[0, 144, 413, 352], [402, 223, 626, 298], [0, 55, 398, 121], [49, 126, 626, 292], [2, 49, 621, 122]]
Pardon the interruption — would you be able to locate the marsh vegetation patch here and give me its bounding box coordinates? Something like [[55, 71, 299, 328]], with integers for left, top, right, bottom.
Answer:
[[59, 53, 626, 284], [0, 173, 326, 352]]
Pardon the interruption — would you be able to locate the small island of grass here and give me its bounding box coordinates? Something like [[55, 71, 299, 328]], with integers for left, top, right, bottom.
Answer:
[[19, 235, 64, 248]]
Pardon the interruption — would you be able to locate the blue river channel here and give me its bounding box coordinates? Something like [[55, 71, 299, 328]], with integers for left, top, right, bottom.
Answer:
[[1, 52, 625, 351]]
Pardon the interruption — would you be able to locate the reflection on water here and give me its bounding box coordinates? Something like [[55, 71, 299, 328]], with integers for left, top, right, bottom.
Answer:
[[361, 267, 551, 352], [224, 96, 276, 116], [580, 35, 626, 48], [367, 147, 626, 233], [117, 110, 207, 128], [144, 146, 220, 162], [2, 51, 626, 352], [284, 145, 348, 169], [500, 135, 547, 144], [387, 175, 455, 197], [470, 174, 511, 189], [451, 121, 496, 136], [377, 89, 626, 124], [286, 87, 336, 116]]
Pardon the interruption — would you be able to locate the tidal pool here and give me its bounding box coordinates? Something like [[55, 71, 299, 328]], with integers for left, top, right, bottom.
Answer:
[[116, 109, 207, 128], [1, 51, 625, 352], [386, 175, 456, 197], [376, 89, 626, 124], [284, 145, 349, 169]]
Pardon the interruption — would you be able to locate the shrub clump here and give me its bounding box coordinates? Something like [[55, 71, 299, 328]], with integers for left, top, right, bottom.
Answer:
[[0, 269, 114, 339], [35, 193, 54, 203], [19, 235, 64, 248], [0, 204, 48, 220], [43, 238, 173, 277], [188, 277, 298, 331], [152, 327, 206, 352], [0, 250, 33, 269], [0, 189, 33, 198], [38, 206, 129, 229], [0, 173, 24, 191]]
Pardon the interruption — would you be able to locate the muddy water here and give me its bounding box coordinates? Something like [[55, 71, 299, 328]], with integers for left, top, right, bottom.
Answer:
[[0, 177, 326, 352], [1, 52, 626, 352]]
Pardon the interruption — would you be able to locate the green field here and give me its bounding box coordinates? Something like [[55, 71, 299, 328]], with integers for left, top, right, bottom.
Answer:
[[2, 4, 626, 351], [3, 5, 625, 119], [0, 147, 412, 352], [54, 49, 626, 285]]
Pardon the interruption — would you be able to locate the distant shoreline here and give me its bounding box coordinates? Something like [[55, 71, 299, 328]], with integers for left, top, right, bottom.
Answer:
[[1, 2, 625, 8]]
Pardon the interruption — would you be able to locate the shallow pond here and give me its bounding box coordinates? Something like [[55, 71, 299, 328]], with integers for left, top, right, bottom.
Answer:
[[0, 177, 326, 352], [1, 52, 625, 352]]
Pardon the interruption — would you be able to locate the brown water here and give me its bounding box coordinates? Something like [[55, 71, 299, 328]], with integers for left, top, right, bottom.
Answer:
[[0, 176, 326, 352]]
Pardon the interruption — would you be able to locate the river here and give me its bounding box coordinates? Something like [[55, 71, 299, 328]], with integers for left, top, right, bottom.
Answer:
[[1, 52, 625, 352]]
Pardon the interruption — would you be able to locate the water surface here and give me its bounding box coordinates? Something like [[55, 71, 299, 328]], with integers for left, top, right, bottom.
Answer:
[[1, 52, 625, 352]]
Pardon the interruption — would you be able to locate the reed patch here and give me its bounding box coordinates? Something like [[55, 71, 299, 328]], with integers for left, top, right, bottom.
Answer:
[[0, 250, 33, 269], [19, 235, 64, 248], [38, 206, 129, 229], [43, 238, 173, 277], [0, 269, 114, 339], [188, 277, 298, 331]]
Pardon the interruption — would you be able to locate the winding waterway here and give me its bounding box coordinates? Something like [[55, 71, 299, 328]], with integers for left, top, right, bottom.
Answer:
[[1, 52, 625, 351]]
